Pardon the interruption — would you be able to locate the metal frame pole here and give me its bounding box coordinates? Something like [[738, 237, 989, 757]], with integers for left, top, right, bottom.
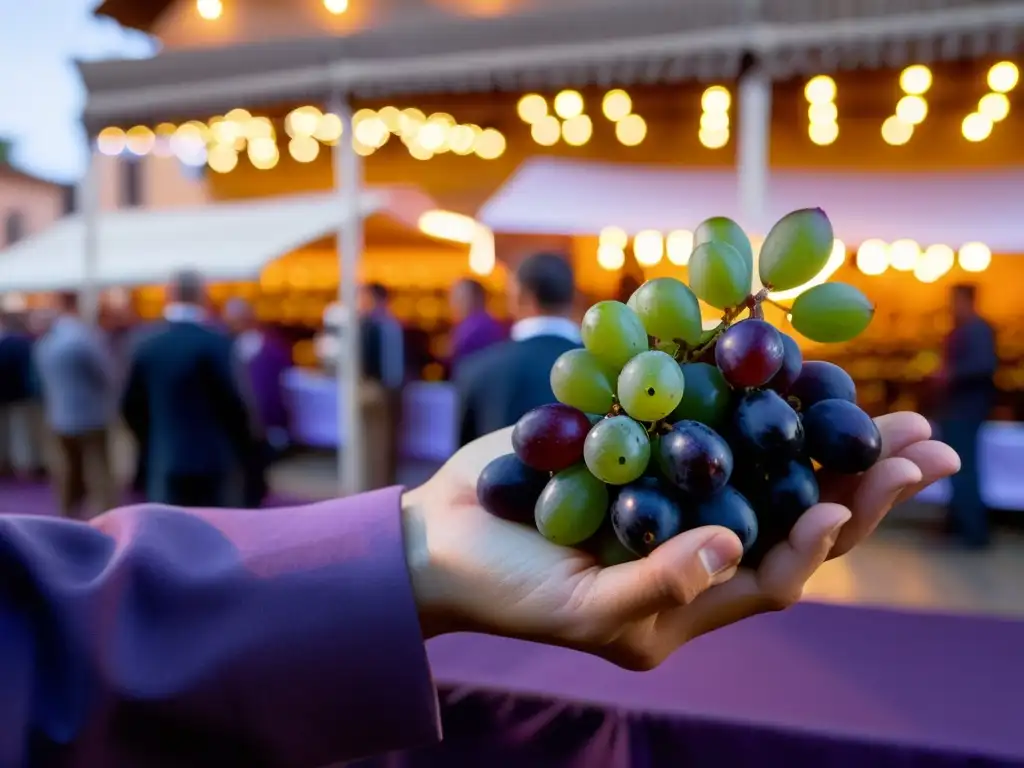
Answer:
[[78, 144, 100, 324], [736, 60, 772, 290], [330, 92, 366, 496]]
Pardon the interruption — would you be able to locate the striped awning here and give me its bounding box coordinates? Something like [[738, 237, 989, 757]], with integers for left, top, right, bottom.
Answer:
[[81, 0, 1024, 126]]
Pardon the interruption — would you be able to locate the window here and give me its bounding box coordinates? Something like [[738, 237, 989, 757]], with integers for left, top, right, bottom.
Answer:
[[4, 211, 25, 245], [120, 158, 143, 208]]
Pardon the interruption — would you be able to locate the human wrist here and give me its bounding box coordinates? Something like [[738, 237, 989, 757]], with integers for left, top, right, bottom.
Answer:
[[400, 488, 459, 640]]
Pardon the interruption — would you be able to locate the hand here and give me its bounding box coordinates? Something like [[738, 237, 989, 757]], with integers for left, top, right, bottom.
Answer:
[[401, 412, 959, 670]]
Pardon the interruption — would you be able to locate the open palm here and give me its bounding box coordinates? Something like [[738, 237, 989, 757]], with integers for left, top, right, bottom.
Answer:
[[404, 412, 959, 669]]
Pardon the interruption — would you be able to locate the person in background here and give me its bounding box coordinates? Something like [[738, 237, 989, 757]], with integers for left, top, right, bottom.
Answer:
[[0, 313, 37, 481], [456, 252, 580, 446], [448, 278, 506, 377], [33, 293, 118, 519], [938, 283, 998, 548], [360, 282, 405, 487], [0, 413, 958, 767], [122, 271, 254, 507], [224, 298, 292, 506]]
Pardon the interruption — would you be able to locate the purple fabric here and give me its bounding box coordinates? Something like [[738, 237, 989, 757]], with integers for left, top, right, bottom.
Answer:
[[245, 329, 292, 431], [450, 312, 506, 375], [354, 604, 1024, 768], [0, 486, 440, 767]]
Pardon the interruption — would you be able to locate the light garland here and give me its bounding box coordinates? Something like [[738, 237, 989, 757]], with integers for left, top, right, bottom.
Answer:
[[854, 239, 993, 281]]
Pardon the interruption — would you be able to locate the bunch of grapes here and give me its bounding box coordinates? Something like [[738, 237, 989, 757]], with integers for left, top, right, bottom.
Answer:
[[477, 208, 880, 567]]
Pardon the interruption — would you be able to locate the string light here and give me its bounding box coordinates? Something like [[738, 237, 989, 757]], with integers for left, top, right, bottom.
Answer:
[[958, 242, 992, 272], [987, 61, 1019, 93], [324, 0, 348, 13], [553, 90, 584, 120], [805, 75, 838, 146], [615, 114, 647, 147], [899, 65, 932, 96], [856, 240, 889, 276], [602, 90, 632, 122], [196, 0, 222, 20], [700, 86, 730, 149]]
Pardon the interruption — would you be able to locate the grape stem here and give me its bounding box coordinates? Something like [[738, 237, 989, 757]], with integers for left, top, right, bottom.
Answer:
[[685, 286, 773, 361], [763, 297, 792, 313]]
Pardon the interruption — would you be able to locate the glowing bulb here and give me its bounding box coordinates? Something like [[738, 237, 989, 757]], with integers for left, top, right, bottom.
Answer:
[[313, 113, 344, 144], [474, 129, 506, 160], [599, 226, 628, 250], [856, 240, 889, 276], [808, 102, 838, 123], [700, 111, 729, 132], [553, 90, 584, 120], [962, 112, 993, 142], [979, 92, 1010, 122], [958, 242, 992, 273], [987, 61, 1019, 93], [197, 0, 222, 20], [804, 75, 837, 104], [207, 144, 238, 173], [666, 230, 694, 265], [97, 127, 126, 156], [289, 136, 320, 163], [602, 90, 632, 122], [615, 114, 647, 146], [699, 128, 730, 149], [895, 95, 928, 125], [324, 0, 348, 13], [701, 86, 731, 113], [597, 244, 626, 271], [633, 230, 664, 267], [530, 116, 561, 146], [125, 126, 155, 156], [561, 115, 593, 146], [888, 239, 921, 271], [899, 65, 932, 95], [922, 244, 955, 281], [809, 121, 839, 146], [881, 115, 914, 146], [516, 94, 547, 123]]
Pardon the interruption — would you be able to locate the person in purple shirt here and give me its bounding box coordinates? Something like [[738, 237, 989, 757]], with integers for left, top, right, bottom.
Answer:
[[448, 278, 507, 377], [0, 412, 957, 767]]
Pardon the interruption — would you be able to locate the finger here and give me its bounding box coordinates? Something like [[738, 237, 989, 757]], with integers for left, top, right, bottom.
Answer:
[[819, 412, 932, 506], [586, 526, 744, 624], [829, 457, 921, 558], [671, 503, 850, 641], [893, 440, 961, 505]]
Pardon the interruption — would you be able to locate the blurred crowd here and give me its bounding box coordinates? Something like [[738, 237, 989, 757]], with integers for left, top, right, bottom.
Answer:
[[0, 255, 999, 549]]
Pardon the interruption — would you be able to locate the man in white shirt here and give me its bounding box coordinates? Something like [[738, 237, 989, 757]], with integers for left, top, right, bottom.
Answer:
[[455, 252, 581, 446]]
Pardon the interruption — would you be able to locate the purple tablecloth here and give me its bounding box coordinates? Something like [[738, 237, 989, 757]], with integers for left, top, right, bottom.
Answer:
[[355, 603, 1024, 767]]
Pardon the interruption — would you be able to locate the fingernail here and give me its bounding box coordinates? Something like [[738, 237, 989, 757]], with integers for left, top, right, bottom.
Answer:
[[827, 514, 851, 542], [699, 533, 742, 577]]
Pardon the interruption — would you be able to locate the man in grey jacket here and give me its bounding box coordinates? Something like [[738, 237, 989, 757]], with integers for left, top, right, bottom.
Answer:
[[34, 292, 118, 518]]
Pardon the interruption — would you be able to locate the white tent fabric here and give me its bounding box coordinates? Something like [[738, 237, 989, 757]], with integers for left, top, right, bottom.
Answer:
[[0, 187, 437, 292], [478, 157, 1024, 252]]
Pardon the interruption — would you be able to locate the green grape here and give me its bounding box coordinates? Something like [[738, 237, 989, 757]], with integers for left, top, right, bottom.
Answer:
[[688, 240, 750, 310], [695, 216, 754, 286], [669, 362, 731, 428], [790, 282, 875, 343], [550, 349, 618, 414], [584, 415, 651, 485], [617, 350, 686, 422], [590, 523, 640, 565], [534, 464, 609, 546], [581, 301, 649, 369], [627, 278, 703, 346], [758, 208, 835, 292]]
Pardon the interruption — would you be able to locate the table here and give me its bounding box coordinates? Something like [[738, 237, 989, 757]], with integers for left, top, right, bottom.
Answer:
[[353, 603, 1024, 767], [281, 369, 1024, 510]]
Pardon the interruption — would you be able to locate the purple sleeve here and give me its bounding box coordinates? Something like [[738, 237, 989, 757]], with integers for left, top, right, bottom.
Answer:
[[0, 487, 440, 768]]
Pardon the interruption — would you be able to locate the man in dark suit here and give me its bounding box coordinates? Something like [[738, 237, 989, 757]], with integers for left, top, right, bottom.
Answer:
[[122, 271, 254, 507], [938, 283, 998, 548], [456, 252, 580, 446], [359, 283, 405, 487]]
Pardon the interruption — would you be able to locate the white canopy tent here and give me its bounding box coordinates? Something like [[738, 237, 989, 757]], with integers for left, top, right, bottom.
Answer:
[[478, 157, 1024, 251], [0, 187, 439, 293]]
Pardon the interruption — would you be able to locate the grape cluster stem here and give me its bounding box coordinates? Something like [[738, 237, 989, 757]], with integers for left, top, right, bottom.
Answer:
[[684, 286, 775, 362]]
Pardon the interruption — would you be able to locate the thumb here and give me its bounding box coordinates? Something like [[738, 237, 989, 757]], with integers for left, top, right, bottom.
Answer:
[[587, 526, 744, 624]]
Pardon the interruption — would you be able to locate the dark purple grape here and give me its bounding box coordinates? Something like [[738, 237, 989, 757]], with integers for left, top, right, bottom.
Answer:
[[581, 518, 640, 566], [611, 480, 688, 556], [736, 458, 820, 569], [788, 361, 856, 411], [476, 453, 550, 524], [694, 486, 759, 554], [731, 389, 804, 461], [768, 333, 803, 394], [803, 399, 881, 474], [657, 420, 734, 498], [512, 404, 591, 472], [715, 319, 785, 389]]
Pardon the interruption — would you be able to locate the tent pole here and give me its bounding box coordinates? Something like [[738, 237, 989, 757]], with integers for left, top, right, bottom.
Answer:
[[737, 60, 771, 288], [330, 91, 366, 497], [78, 144, 100, 324]]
